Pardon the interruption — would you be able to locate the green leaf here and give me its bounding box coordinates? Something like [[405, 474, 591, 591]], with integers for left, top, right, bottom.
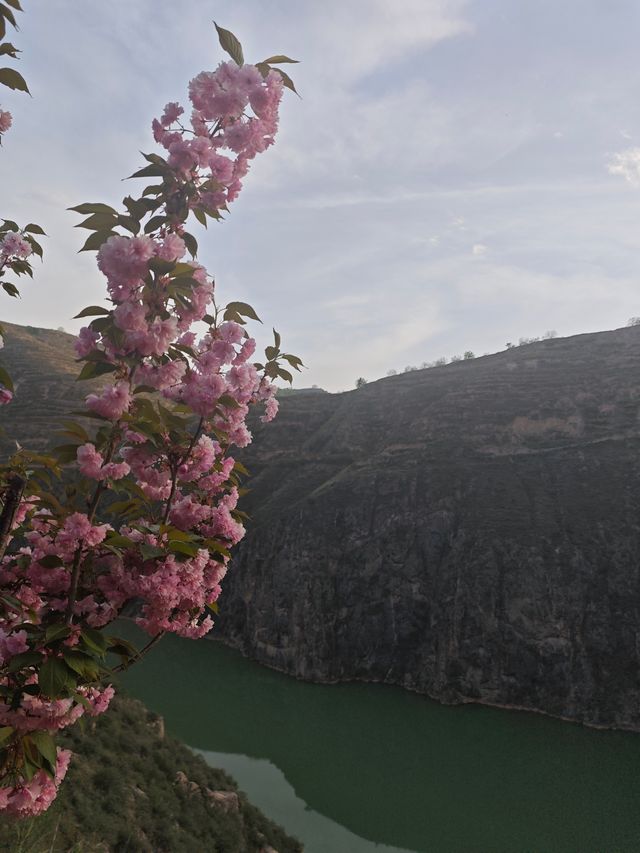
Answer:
[[148, 257, 175, 275], [7, 651, 43, 673], [68, 202, 117, 215], [2, 281, 19, 297], [75, 212, 117, 231], [39, 658, 74, 698], [118, 214, 140, 235], [272, 67, 299, 96], [106, 635, 138, 657], [104, 533, 136, 549], [0, 2, 17, 22], [140, 543, 165, 561], [0, 726, 13, 747], [0, 219, 18, 231], [168, 540, 200, 557], [142, 184, 164, 196], [44, 623, 71, 643], [265, 345, 279, 361], [74, 305, 110, 319], [214, 22, 244, 65], [260, 55, 299, 64], [85, 360, 115, 379], [52, 443, 82, 464], [282, 353, 304, 370], [0, 43, 18, 58], [0, 4, 17, 29], [88, 315, 111, 332], [224, 301, 261, 322], [62, 649, 99, 679], [273, 328, 281, 349], [193, 207, 207, 228], [0, 594, 23, 612], [24, 235, 43, 257], [38, 555, 64, 569], [79, 230, 116, 252], [81, 627, 108, 656], [144, 215, 167, 234], [182, 232, 198, 257], [3, 0, 23, 11], [0, 363, 14, 391], [29, 731, 57, 773], [218, 394, 240, 409], [0, 66, 29, 93], [58, 419, 89, 442], [129, 164, 167, 179], [278, 367, 293, 383], [23, 223, 45, 235]]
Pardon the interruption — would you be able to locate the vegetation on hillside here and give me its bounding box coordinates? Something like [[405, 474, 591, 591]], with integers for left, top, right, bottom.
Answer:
[[0, 694, 302, 852]]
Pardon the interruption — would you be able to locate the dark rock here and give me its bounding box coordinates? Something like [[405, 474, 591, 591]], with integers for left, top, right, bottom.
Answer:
[[216, 326, 640, 730]]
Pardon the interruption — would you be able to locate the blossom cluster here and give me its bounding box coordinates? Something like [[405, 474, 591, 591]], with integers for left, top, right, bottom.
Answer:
[[152, 59, 283, 210], [0, 33, 295, 817], [0, 110, 11, 138], [0, 229, 35, 405]]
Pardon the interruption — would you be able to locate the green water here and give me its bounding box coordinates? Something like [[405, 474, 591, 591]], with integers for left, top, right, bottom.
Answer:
[[118, 626, 640, 853]]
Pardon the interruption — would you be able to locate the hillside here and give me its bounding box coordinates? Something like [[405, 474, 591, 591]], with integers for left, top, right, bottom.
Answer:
[[218, 325, 640, 730], [3, 322, 640, 729], [0, 322, 91, 455], [0, 694, 301, 852]]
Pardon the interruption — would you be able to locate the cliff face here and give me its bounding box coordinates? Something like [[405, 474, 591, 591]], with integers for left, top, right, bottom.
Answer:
[[216, 327, 640, 729]]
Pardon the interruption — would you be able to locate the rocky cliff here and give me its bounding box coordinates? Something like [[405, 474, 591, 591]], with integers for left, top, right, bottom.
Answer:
[[216, 326, 640, 730]]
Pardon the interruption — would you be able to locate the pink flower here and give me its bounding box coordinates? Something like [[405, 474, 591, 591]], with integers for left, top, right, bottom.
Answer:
[[261, 396, 279, 423], [161, 101, 183, 126], [85, 381, 132, 420], [157, 233, 186, 262], [97, 235, 156, 285], [0, 387, 12, 405], [77, 443, 104, 479], [0, 627, 28, 665], [0, 749, 72, 817], [0, 109, 12, 134], [74, 326, 100, 359], [0, 232, 31, 259]]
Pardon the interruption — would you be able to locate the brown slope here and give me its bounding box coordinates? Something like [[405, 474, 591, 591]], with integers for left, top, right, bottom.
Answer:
[[0, 321, 89, 454], [216, 325, 640, 730]]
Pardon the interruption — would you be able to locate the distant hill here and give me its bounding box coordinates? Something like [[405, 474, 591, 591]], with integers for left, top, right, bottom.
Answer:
[[4, 322, 640, 729], [0, 322, 90, 455]]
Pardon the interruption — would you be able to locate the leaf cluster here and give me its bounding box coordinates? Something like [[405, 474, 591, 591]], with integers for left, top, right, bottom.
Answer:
[[0, 219, 45, 391], [0, 0, 29, 116], [214, 21, 300, 95]]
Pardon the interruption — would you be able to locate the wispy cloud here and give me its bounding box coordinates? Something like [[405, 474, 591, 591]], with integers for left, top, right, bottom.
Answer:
[[607, 147, 640, 186]]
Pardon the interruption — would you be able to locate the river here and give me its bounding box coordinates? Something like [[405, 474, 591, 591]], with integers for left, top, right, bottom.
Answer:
[[118, 625, 640, 852]]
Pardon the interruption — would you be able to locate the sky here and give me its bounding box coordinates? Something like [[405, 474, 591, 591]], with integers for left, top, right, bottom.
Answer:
[[2, 0, 640, 391]]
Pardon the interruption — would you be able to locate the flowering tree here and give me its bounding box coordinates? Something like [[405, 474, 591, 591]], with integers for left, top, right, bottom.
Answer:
[[0, 17, 300, 818]]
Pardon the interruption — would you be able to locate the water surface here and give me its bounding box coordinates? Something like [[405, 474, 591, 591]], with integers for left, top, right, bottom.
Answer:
[[118, 625, 640, 852]]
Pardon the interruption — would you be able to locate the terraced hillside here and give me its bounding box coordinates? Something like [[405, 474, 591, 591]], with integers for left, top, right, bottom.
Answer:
[[0, 322, 88, 455]]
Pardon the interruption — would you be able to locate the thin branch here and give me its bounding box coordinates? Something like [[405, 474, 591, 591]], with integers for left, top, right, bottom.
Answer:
[[110, 630, 165, 674], [0, 474, 25, 560]]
